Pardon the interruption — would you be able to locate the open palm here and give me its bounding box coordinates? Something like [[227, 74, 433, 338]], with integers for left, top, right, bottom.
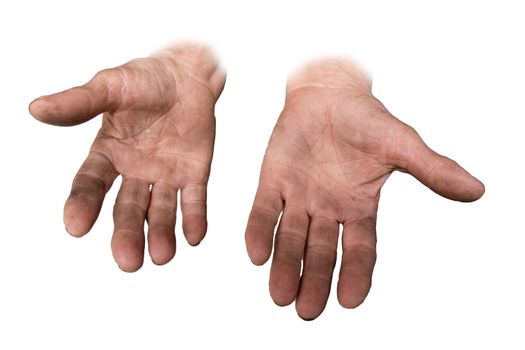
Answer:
[[30, 45, 225, 271], [245, 60, 484, 320]]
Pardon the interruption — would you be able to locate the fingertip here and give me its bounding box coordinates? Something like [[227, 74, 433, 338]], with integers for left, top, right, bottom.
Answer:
[[186, 233, 204, 247], [112, 237, 145, 273], [148, 238, 176, 266], [187, 237, 203, 247], [476, 180, 486, 198], [245, 228, 273, 265], [441, 165, 486, 202], [298, 314, 317, 321], [296, 303, 322, 321], [294, 277, 331, 320], [249, 255, 270, 266], [64, 222, 89, 238], [270, 292, 295, 307], [28, 96, 51, 121], [463, 177, 485, 202], [182, 216, 207, 246], [29, 95, 77, 126], [151, 255, 174, 266], [63, 199, 99, 238], [246, 245, 271, 266], [337, 278, 370, 309], [295, 282, 328, 320], [116, 259, 143, 273], [269, 268, 299, 306], [337, 292, 366, 309], [451, 160, 486, 202]]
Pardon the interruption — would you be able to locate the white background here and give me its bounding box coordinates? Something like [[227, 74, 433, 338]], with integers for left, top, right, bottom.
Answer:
[[1, 0, 524, 349]]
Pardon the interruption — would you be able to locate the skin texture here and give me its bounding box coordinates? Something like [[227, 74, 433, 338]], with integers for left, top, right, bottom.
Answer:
[[29, 44, 226, 272], [245, 59, 485, 320]]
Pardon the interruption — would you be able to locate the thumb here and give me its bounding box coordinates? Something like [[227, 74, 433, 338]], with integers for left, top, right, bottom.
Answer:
[[394, 124, 485, 202], [29, 69, 119, 126]]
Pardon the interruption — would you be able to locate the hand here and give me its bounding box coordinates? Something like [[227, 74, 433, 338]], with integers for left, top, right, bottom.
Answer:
[[30, 44, 226, 272], [245, 59, 484, 320]]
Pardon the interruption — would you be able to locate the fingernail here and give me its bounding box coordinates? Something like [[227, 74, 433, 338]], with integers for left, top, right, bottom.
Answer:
[[31, 96, 47, 104], [29, 96, 43, 109], [31, 95, 48, 105]]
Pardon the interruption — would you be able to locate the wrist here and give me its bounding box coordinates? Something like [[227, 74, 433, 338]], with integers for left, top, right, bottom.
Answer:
[[155, 42, 226, 99], [286, 58, 371, 96]]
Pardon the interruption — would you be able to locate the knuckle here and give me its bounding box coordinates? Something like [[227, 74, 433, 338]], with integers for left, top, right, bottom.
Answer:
[[342, 246, 377, 273], [248, 208, 279, 229], [273, 231, 306, 263], [278, 230, 306, 246]]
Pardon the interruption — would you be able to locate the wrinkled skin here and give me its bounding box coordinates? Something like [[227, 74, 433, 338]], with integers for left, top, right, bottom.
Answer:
[[30, 44, 226, 272], [245, 59, 484, 320]]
